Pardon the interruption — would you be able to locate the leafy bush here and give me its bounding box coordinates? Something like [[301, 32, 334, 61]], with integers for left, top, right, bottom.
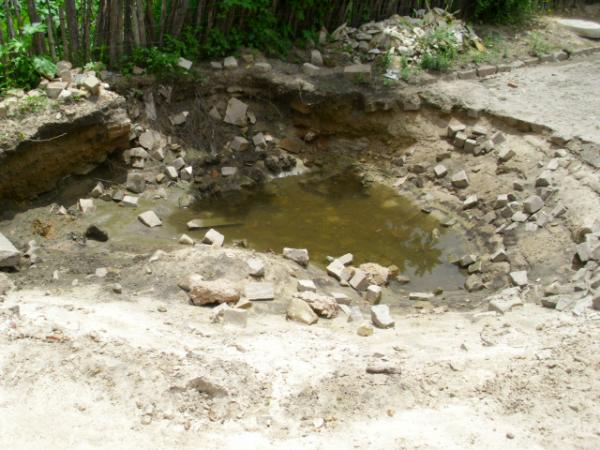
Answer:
[[472, 0, 539, 24], [419, 27, 459, 72], [0, 23, 56, 91]]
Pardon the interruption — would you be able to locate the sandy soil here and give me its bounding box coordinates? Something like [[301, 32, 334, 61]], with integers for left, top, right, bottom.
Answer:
[[2, 30, 600, 450], [2, 278, 599, 450]]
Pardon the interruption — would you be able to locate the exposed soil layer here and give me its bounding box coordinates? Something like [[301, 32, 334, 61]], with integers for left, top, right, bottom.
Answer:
[[1, 48, 600, 450]]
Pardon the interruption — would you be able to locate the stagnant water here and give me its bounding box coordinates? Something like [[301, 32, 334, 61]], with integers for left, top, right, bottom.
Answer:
[[50, 168, 470, 290], [166, 170, 469, 290]]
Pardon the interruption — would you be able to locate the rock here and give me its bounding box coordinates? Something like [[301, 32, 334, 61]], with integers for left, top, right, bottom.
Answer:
[[451, 170, 469, 188], [223, 56, 238, 70], [523, 195, 544, 214], [593, 294, 600, 311], [57, 89, 73, 102], [287, 297, 319, 325], [302, 63, 320, 76], [244, 282, 275, 301], [223, 308, 247, 327], [310, 49, 324, 66], [366, 364, 401, 375], [409, 292, 434, 301], [510, 270, 528, 287], [210, 303, 231, 323], [487, 287, 523, 314], [463, 194, 479, 209], [297, 279, 317, 293], [454, 132, 467, 148], [254, 62, 272, 72], [202, 228, 225, 247], [371, 304, 394, 329], [336, 253, 354, 265], [464, 139, 477, 153], [326, 259, 350, 281], [235, 298, 252, 309], [490, 249, 509, 262], [535, 171, 552, 187], [366, 285, 382, 303], [180, 166, 193, 181], [349, 269, 370, 291], [46, 81, 68, 99], [247, 258, 265, 277], [126, 172, 146, 193], [512, 211, 529, 223], [494, 194, 509, 209], [124, 147, 149, 168], [138, 211, 162, 228], [169, 111, 189, 126], [189, 280, 240, 306], [230, 136, 250, 151], [498, 147, 515, 162], [344, 64, 371, 76], [357, 322, 374, 337], [252, 133, 267, 148], [178, 273, 205, 292], [459, 254, 479, 268], [331, 292, 351, 305], [82, 76, 101, 95], [209, 106, 221, 120], [447, 121, 466, 137], [297, 292, 338, 318], [221, 167, 238, 177], [56, 60, 72, 73], [165, 166, 178, 180], [85, 225, 109, 242], [78, 198, 96, 214], [112, 283, 122, 294], [178, 234, 195, 245], [0, 273, 15, 295], [177, 57, 192, 70], [359, 263, 389, 286], [90, 182, 104, 198], [465, 274, 484, 292], [283, 247, 309, 266], [224, 98, 248, 126], [434, 164, 448, 178], [120, 195, 139, 208], [0, 233, 21, 268]]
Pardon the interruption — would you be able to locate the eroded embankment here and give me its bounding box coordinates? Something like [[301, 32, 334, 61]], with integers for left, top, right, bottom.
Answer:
[[0, 92, 130, 204]]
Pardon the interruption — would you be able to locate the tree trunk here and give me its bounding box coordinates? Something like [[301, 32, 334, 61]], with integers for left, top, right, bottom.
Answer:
[[159, 0, 167, 45], [109, 0, 124, 67], [171, 0, 190, 37], [82, 0, 92, 62], [26, 0, 45, 55], [145, 0, 156, 45], [59, 7, 70, 61], [11, 0, 23, 38], [93, 0, 107, 57], [136, 0, 147, 47], [4, 0, 15, 40], [64, 0, 80, 63], [45, 5, 58, 61]]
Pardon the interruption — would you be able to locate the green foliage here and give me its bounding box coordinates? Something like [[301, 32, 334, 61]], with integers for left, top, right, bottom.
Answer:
[[472, 0, 539, 24], [8, 94, 51, 118], [124, 47, 179, 76], [528, 31, 551, 56], [419, 27, 458, 72], [0, 22, 56, 91]]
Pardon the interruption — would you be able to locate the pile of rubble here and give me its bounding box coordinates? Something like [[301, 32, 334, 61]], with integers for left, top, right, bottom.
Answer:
[[172, 243, 397, 335], [0, 61, 108, 119], [324, 8, 481, 67]]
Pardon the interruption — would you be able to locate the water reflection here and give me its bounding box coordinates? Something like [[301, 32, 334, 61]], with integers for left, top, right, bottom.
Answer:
[[172, 169, 453, 277]]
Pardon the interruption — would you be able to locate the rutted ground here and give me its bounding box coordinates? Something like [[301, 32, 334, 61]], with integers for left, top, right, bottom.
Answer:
[[1, 24, 600, 450]]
